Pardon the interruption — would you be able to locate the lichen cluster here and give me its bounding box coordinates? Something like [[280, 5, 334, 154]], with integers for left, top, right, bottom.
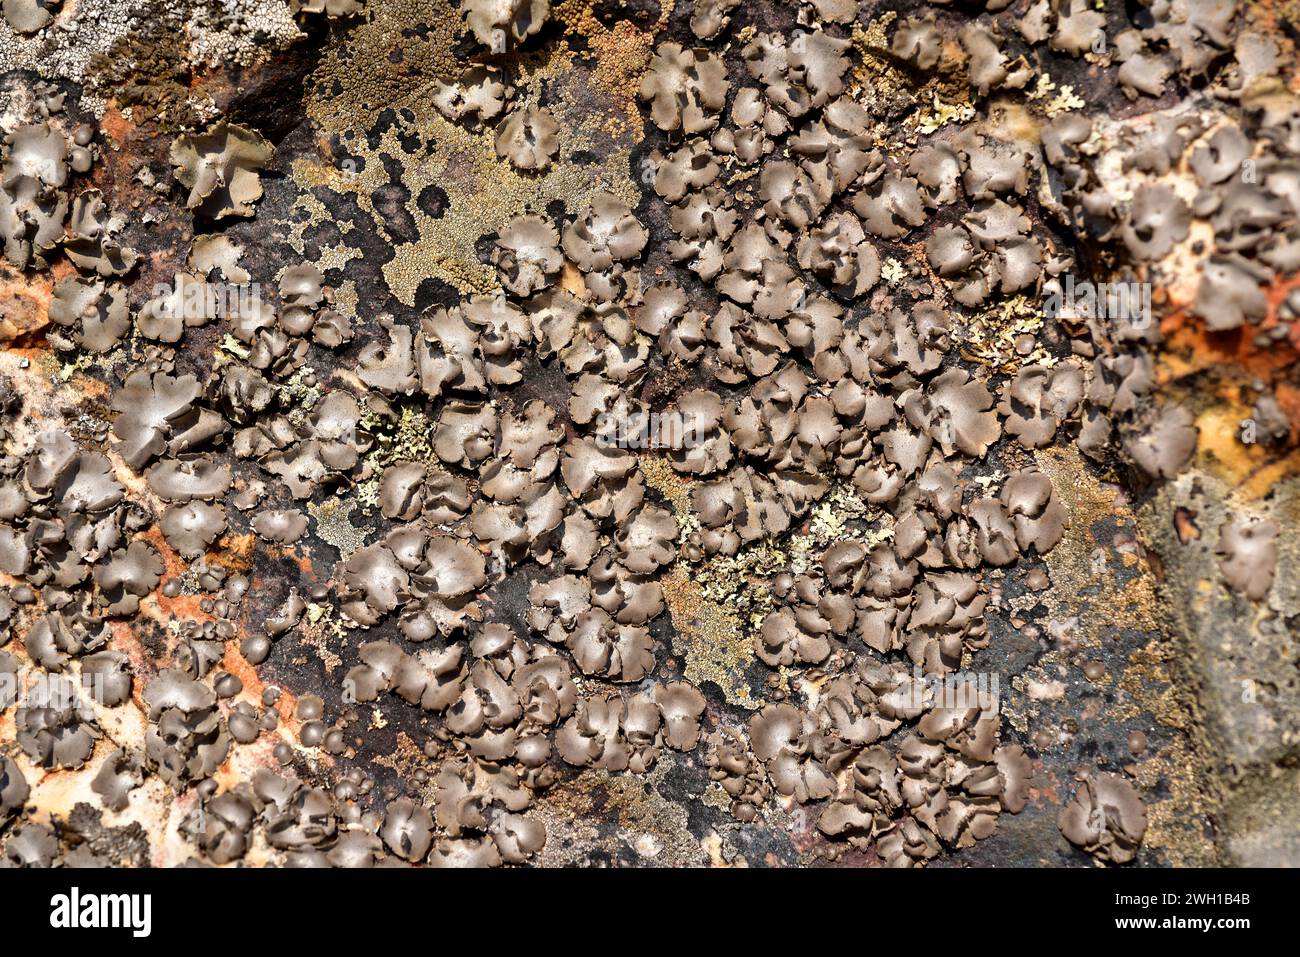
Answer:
[[0, 0, 1294, 869]]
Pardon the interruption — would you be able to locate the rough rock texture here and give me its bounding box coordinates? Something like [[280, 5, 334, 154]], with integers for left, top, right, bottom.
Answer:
[[0, 0, 1295, 868]]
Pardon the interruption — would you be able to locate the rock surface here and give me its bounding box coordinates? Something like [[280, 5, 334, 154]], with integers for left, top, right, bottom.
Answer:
[[0, 0, 1295, 868]]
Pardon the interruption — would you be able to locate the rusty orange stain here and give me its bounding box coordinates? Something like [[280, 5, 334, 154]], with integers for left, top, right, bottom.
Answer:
[[97, 105, 134, 145], [151, 589, 213, 623], [1160, 318, 1295, 383], [1174, 508, 1200, 545], [0, 270, 55, 343], [139, 525, 192, 581], [210, 532, 256, 574], [1157, 269, 1300, 499], [275, 545, 318, 578], [1158, 272, 1300, 384], [1192, 397, 1300, 497], [219, 641, 299, 722], [107, 618, 162, 714], [1274, 383, 1300, 444]]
